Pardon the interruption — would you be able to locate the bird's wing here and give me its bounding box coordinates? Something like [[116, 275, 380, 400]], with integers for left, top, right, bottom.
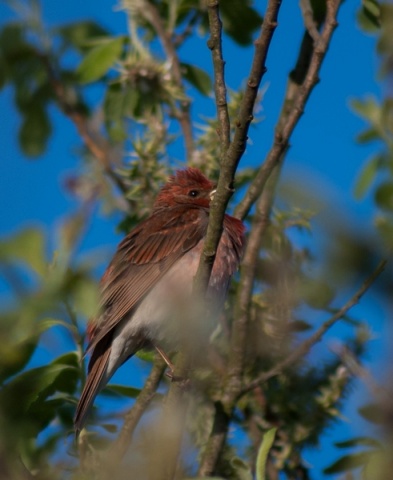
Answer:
[[86, 206, 208, 352]]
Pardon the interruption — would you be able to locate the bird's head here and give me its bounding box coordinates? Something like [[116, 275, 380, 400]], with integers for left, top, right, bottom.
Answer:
[[154, 168, 216, 209]]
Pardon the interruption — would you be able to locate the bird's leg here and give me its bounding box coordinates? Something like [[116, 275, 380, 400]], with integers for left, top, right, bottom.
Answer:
[[154, 344, 175, 372], [153, 344, 190, 387]]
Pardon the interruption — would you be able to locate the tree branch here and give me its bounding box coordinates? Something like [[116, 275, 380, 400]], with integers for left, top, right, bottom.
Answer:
[[206, 0, 230, 154], [140, 0, 195, 161], [300, 0, 321, 43], [194, 0, 281, 295], [235, 0, 340, 220], [109, 356, 166, 462], [197, 163, 281, 476], [241, 260, 387, 395], [198, 3, 345, 471], [38, 54, 129, 196]]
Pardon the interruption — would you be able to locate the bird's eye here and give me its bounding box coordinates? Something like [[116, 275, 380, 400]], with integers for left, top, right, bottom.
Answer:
[[188, 190, 199, 197]]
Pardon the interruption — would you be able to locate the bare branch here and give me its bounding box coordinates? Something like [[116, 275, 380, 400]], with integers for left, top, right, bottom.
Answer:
[[331, 344, 389, 400], [140, 0, 194, 160], [109, 356, 166, 462], [198, 165, 281, 476], [235, 0, 340, 220], [242, 260, 387, 395], [195, 2, 283, 473], [206, 0, 230, 154], [300, 0, 321, 43], [194, 0, 281, 295], [39, 54, 129, 195]]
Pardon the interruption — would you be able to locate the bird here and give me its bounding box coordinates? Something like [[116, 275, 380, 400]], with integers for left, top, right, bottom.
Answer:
[[74, 167, 245, 433]]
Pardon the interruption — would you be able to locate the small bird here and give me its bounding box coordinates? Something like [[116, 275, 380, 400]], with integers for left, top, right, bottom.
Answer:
[[74, 167, 245, 432]]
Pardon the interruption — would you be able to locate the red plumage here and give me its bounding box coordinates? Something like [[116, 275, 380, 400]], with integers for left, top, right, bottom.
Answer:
[[74, 168, 245, 432]]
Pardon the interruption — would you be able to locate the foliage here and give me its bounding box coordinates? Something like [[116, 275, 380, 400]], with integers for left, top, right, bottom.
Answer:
[[0, 0, 391, 479]]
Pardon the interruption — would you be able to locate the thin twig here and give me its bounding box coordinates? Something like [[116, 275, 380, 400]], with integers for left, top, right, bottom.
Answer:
[[331, 344, 389, 400], [109, 356, 166, 462], [299, 0, 321, 43], [38, 54, 129, 195], [140, 0, 194, 160], [235, 0, 340, 220], [242, 260, 387, 395], [194, 0, 281, 296], [206, 0, 230, 155]]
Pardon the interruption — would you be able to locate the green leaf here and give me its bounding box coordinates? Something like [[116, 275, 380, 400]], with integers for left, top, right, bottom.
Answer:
[[354, 156, 381, 199], [299, 278, 335, 309], [181, 63, 212, 95], [0, 339, 38, 384], [350, 97, 380, 123], [219, 1, 263, 46], [323, 451, 373, 474], [358, 403, 386, 424], [72, 277, 100, 318], [103, 384, 141, 398], [356, 127, 381, 144], [230, 457, 253, 480], [57, 21, 109, 51], [77, 36, 125, 84], [19, 107, 51, 157], [135, 350, 155, 363], [335, 436, 382, 449], [362, 0, 381, 28], [375, 182, 393, 211], [0, 361, 78, 417], [0, 227, 47, 276], [256, 428, 277, 480]]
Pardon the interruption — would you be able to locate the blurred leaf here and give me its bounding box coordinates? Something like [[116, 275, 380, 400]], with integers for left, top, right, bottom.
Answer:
[[0, 359, 78, 418], [358, 403, 386, 424], [361, 0, 381, 28], [0, 227, 46, 276], [335, 436, 382, 449], [135, 350, 155, 363], [103, 384, 141, 398], [351, 96, 380, 123], [103, 82, 129, 141], [57, 21, 109, 51], [363, 450, 388, 480], [0, 318, 71, 384], [375, 182, 393, 211], [0, 339, 37, 384], [101, 423, 118, 433], [354, 156, 381, 199], [324, 451, 373, 474], [256, 428, 277, 480], [72, 277, 99, 318], [19, 107, 52, 157], [288, 320, 312, 332], [77, 36, 124, 84], [230, 457, 253, 480], [181, 63, 212, 95], [299, 278, 335, 309], [356, 127, 380, 144], [219, 1, 263, 46]]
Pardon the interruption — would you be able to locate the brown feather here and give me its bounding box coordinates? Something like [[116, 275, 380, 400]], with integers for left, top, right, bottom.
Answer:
[[86, 206, 209, 353], [75, 168, 245, 432], [74, 335, 112, 433]]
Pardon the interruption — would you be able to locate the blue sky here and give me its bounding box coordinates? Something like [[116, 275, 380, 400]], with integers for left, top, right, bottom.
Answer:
[[0, 1, 388, 478]]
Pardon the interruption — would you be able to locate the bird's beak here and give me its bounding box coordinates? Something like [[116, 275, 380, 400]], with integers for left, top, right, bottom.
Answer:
[[209, 189, 216, 201]]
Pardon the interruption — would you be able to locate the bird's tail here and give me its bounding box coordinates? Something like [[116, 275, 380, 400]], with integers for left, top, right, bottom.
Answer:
[[74, 338, 112, 435]]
